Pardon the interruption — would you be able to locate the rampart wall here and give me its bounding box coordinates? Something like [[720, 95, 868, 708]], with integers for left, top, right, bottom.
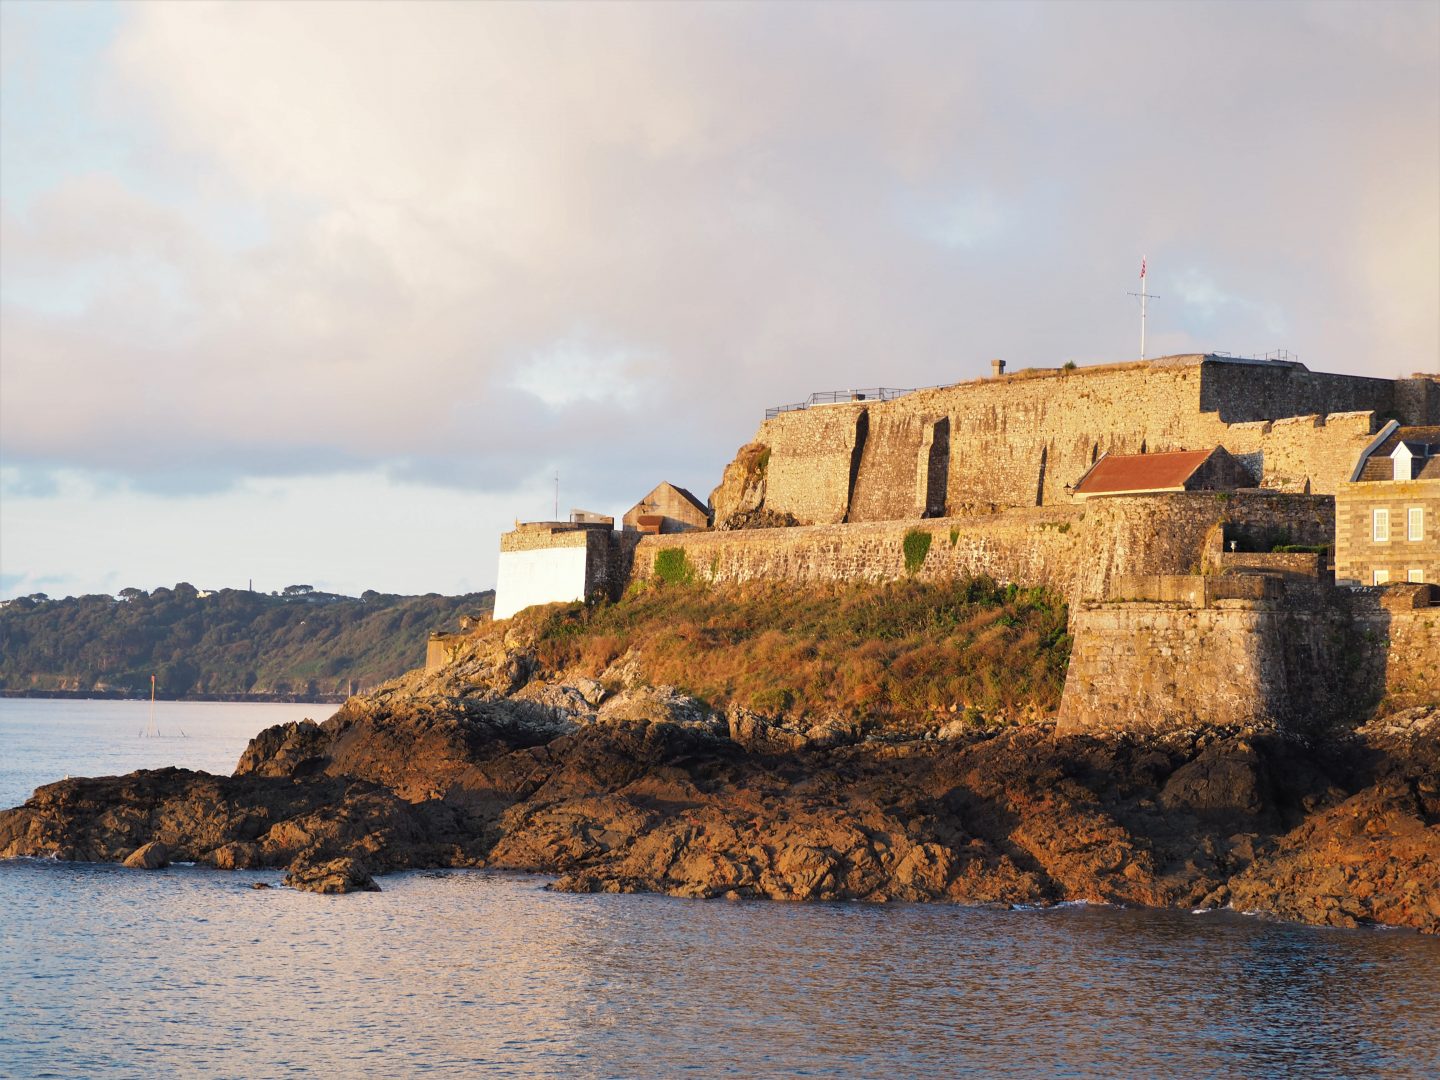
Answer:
[[1196, 362, 1398, 422], [732, 357, 1437, 527], [1375, 604, 1440, 707], [633, 507, 1087, 597], [1057, 585, 1439, 735], [761, 404, 867, 525], [847, 412, 933, 522], [630, 492, 1334, 606]]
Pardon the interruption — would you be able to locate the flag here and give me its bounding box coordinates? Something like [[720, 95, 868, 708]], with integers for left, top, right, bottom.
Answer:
[[1140, 256, 1147, 279]]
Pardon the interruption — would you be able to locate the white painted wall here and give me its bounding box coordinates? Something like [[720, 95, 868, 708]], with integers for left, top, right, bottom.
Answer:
[[493, 546, 591, 619]]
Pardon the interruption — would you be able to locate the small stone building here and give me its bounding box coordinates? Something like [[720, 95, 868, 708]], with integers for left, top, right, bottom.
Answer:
[[1069, 446, 1252, 500], [1335, 422, 1440, 585], [622, 482, 710, 534], [492, 521, 634, 620]]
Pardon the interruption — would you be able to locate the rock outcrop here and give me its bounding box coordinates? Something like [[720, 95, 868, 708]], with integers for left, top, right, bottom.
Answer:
[[2, 641, 1436, 928], [710, 442, 770, 529], [122, 840, 170, 870]]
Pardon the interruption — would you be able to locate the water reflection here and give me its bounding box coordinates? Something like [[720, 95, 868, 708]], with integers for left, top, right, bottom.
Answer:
[[3, 863, 1437, 1079]]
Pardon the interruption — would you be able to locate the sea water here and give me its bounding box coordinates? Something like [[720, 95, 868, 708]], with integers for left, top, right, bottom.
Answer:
[[2, 699, 1439, 1079]]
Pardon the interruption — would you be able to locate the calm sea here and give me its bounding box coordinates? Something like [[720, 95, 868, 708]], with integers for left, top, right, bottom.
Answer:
[[2, 699, 1439, 1079]]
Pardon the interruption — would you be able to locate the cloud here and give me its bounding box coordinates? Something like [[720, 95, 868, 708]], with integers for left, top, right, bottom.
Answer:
[[509, 338, 658, 411], [1, 0, 1436, 521], [1171, 268, 1287, 338]]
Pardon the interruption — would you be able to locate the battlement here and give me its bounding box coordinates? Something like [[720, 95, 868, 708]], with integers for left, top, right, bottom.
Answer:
[[716, 355, 1437, 529]]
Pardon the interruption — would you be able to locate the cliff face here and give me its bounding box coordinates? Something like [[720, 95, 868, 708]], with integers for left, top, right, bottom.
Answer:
[[2, 618, 1437, 932]]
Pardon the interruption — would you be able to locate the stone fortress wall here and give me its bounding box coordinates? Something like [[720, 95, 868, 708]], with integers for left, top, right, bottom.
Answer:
[[630, 492, 1334, 607], [730, 356, 1440, 527], [1057, 585, 1440, 734], [492, 355, 1439, 733], [611, 491, 1437, 733]]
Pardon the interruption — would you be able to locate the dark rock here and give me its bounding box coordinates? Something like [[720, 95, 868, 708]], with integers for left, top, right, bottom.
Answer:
[[3, 687, 1436, 933], [235, 720, 330, 778], [1159, 744, 1268, 817]]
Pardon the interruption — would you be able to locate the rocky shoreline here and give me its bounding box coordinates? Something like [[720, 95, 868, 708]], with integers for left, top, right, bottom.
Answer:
[[2, 628, 1437, 931], [3, 701, 1437, 928]]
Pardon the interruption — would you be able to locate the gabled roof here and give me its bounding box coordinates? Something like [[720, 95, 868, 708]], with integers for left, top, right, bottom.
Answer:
[[671, 484, 709, 515], [628, 482, 709, 516], [646, 482, 708, 515], [1072, 448, 1219, 496], [1355, 424, 1440, 481]]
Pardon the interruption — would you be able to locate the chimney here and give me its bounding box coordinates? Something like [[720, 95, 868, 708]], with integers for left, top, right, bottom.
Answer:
[[991, 359, 1006, 377]]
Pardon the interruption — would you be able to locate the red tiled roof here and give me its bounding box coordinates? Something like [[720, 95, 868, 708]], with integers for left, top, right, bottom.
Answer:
[[1073, 449, 1217, 495]]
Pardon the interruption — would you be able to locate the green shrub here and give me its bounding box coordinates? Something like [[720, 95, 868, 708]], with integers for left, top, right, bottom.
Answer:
[[903, 529, 933, 574], [1272, 543, 1330, 555], [949, 528, 960, 547], [1062, 360, 1077, 371], [653, 548, 695, 585]]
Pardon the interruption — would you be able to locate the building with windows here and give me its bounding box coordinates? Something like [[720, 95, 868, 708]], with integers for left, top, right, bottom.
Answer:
[[1334, 422, 1440, 585]]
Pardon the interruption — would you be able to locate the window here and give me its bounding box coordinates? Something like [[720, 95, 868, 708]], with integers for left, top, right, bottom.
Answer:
[[1408, 568, 1425, 583], [1373, 508, 1390, 543], [1409, 507, 1424, 541], [1373, 568, 1390, 585]]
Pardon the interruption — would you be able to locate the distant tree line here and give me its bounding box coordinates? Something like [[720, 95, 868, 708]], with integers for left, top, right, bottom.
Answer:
[[0, 584, 493, 699]]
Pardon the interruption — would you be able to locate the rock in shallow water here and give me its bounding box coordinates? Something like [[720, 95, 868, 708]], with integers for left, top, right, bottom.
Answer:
[[122, 841, 169, 870], [284, 855, 381, 894]]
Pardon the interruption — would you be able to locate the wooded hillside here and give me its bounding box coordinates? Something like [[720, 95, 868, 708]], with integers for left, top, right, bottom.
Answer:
[[0, 584, 493, 699]]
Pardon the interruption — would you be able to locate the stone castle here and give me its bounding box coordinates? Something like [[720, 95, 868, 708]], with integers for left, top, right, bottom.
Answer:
[[711, 354, 1438, 526], [484, 353, 1439, 734]]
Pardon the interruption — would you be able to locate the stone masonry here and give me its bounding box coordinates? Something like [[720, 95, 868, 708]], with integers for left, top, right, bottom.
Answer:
[[630, 491, 1334, 607], [1058, 584, 1439, 734], [488, 353, 1437, 735], [716, 356, 1439, 526]]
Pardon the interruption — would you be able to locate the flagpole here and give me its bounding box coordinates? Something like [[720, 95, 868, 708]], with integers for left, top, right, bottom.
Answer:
[[1129, 257, 1157, 362], [1140, 260, 1147, 362]]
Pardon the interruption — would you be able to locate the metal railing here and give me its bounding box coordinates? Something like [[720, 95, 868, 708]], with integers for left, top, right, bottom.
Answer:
[[1209, 349, 1301, 364], [764, 386, 932, 420]]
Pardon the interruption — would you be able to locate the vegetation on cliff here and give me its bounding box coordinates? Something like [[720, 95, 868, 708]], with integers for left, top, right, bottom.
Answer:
[[0, 585, 493, 698], [517, 576, 1070, 725]]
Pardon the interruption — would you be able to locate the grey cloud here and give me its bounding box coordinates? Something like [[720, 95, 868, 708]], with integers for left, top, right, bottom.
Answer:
[[1, 1, 1435, 505]]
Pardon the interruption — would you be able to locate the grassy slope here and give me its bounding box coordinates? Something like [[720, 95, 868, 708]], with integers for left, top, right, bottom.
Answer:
[[518, 576, 1070, 725], [0, 587, 493, 697]]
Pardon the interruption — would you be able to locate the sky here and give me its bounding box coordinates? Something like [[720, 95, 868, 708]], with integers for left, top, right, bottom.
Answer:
[[2, 0, 1437, 600]]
